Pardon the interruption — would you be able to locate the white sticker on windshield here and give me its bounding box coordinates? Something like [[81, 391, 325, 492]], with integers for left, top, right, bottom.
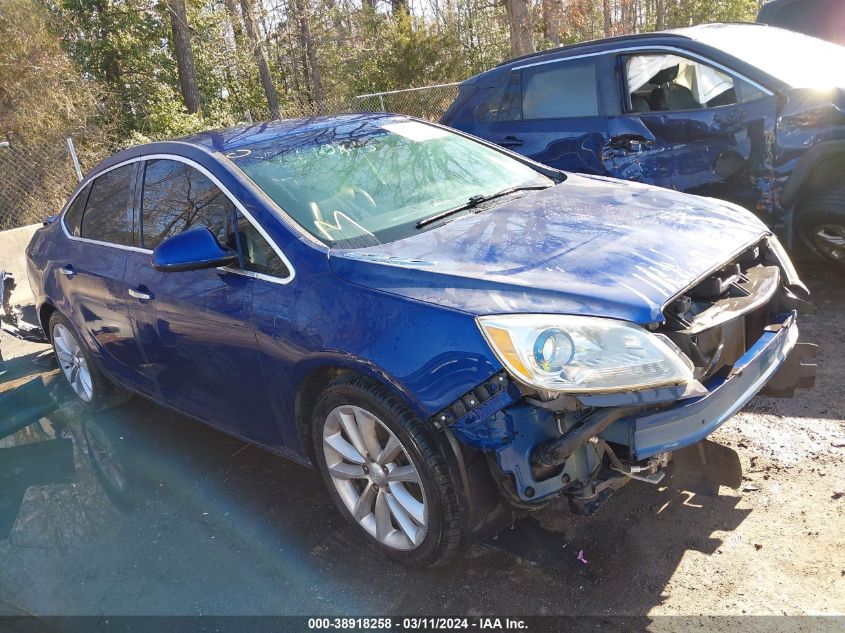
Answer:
[[381, 121, 450, 142]]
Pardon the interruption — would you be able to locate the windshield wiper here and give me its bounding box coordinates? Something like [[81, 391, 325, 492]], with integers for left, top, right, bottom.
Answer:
[[415, 185, 550, 229]]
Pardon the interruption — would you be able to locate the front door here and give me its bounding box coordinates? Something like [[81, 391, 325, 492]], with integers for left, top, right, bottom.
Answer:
[[123, 157, 267, 436], [603, 52, 778, 218]]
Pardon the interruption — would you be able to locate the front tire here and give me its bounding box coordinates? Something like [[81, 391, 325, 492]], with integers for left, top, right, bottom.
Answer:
[[312, 374, 462, 566], [797, 189, 845, 266], [49, 312, 131, 410]]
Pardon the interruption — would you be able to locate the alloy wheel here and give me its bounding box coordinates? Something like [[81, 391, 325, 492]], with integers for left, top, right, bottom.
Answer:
[[813, 224, 845, 261], [322, 405, 428, 551], [84, 421, 127, 492], [53, 323, 93, 402]]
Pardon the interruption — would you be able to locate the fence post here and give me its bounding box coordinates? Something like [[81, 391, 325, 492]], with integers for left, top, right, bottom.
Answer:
[[66, 137, 83, 183], [379, 94, 386, 112]]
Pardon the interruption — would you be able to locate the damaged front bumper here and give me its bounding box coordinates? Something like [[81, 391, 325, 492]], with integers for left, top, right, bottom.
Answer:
[[443, 310, 815, 511], [625, 310, 808, 460]]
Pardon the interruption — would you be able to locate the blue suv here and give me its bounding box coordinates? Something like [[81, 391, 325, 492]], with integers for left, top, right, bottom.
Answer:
[[26, 114, 815, 565], [441, 23, 845, 266]]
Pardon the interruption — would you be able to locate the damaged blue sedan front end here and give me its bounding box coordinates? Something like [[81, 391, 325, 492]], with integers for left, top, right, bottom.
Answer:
[[331, 169, 816, 516]]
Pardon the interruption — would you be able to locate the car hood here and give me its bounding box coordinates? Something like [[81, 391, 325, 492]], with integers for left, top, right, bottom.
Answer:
[[329, 174, 769, 324]]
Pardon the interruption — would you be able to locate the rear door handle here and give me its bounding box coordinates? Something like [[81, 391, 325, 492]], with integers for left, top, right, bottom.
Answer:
[[497, 135, 524, 148], [59, 265, 76, 278], [128, 287, 153, 301]]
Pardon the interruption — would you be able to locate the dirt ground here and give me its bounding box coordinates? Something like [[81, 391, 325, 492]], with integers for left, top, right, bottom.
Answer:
[[0, 260, 843, 624]]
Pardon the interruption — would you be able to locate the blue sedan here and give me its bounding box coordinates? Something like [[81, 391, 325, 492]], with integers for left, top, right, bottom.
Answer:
[[25, 114, 814, 565]]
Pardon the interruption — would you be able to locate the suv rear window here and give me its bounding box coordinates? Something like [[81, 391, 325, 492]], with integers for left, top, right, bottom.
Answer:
[[521, 60, 599, 120], [475, 60, 600, 123]]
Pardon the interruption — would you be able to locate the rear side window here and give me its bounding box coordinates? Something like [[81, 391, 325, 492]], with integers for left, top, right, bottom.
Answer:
[[521, 60, 599, 120], [141, 159, 235, 249], [234, 211, 289, 279], [63, 184, 90, 237], [79, 164, 135, 246]]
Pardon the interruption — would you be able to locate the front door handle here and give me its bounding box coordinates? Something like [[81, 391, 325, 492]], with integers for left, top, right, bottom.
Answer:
[[497, 135, 524, 148], [59, 265, 76, 278], [610, 135, 653, 153], [128, 287, 153, 301]]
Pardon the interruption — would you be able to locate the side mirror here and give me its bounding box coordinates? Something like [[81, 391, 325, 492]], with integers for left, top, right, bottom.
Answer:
[[152, 227, 238, 272]]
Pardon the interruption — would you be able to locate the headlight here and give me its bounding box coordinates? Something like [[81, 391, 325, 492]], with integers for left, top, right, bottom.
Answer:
[[477, 314, 694, 394]]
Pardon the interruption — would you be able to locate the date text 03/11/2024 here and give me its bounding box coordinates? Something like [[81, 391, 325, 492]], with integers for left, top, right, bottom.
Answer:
[[307, 618, 528, 630]]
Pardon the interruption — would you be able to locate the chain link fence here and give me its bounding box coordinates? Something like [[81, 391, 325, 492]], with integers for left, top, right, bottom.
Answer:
[[0, 140, 84, 231], [0, 82, 461, 232]]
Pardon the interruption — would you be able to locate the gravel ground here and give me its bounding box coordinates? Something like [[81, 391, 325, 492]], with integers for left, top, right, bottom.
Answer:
[[0, 261, 842, 623]]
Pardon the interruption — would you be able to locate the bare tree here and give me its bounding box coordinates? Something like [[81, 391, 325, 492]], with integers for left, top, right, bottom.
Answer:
[[223, 0, 245, 47], [603, 0, 613, 36], [166, 0, 201, 114], [503, 0, 534, 57], [656, 0, 666, 30], [293, 0, 325, 109], [239, 0, 281, 118], [542, 0, 561, 45]]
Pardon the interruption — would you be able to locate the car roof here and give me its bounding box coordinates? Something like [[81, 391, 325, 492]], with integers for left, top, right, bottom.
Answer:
[[490, 22, 765, 70], [174, 112, 402, 153], [85, 112, 406, 177]]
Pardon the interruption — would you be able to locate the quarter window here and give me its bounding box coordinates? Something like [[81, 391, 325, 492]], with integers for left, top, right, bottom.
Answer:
[[476, 72, 523, 123], [141, 159, 235, 250], [521, 60, 599, 120], [234, 211, 289, 278], [63, 184, 91, 237], [79, 164, 135, 246]]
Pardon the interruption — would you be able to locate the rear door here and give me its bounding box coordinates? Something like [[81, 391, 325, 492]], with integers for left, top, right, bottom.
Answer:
[[470, 55, 613, 174], [57, 162, 153, 392], [123, 157, 269, 436], [602, 50, 779, 215]]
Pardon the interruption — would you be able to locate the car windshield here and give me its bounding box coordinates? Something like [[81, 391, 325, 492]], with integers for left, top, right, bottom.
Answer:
[[688, 24, 845, 89], [228, 117, 553, 248]]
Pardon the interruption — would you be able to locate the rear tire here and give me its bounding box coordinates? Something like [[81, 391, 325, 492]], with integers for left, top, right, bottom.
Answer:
[[81, 414, 137, 510], [49, 312, 131, 410], [797, 189, 845, 267], [311, 374, 462, 566]]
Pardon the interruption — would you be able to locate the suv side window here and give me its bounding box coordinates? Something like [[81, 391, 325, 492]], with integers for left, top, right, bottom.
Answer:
[[140, 159, 235, 250], [521, 60, 599, 120], [233, 211, 290, 279], [625, 53, 766, 113], [79, 164, 135, 246], [63, 184, 91, 237]]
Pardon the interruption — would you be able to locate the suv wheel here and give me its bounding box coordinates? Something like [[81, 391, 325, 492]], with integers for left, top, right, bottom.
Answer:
[[798, 189, 845, 266], [312, 374, 462, 566], [49, 312, 131, 410]]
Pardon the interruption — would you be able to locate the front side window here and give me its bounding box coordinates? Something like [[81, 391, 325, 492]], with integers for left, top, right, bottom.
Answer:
[[521, 60, 600, 120], [79, 164, 135, 246], [625, 54, 765, 113], [140, 159, 235, 250], [232, 118, 552, 249]]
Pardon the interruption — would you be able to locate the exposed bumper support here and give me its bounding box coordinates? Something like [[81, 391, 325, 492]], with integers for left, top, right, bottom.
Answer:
[[628, 311, 804, 460]]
